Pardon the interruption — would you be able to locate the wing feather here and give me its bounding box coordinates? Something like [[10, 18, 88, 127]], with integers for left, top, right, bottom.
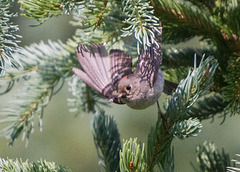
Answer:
[[109, 49, 132, 90], [73, 44, 126, 104], [74, 44, 112, 94], [73, 67, 102, 93], [134, 26, 162, 87]]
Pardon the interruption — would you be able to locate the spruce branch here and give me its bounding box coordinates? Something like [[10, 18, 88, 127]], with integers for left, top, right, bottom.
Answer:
[[153, 0, 222, 44], [0, 0, 22, 76], [223, 55, 240, 114], [157, 146, 174, 172], [18, 0, 79, 26], [147, 114, 173, 172], [66, 0, 124, 51], [19, 0, 62, 25], [68, 0, 162, 53], [162, 44, 224, 93], [121, 0, 160, 54], [161, 47, 217, 70], [120, 138, 147, 172], [91, 109, 121, 172], [227, 154, 240, 172], [187, 93, 228, 121], [68, 75, 108, 114], [215, 0, 240, 39], [162, 24, 196, 44], [0, 157, 71, 171], [166, 55, 218, 121], [171, 118, 202, 139], [184, 0, 216, 12], [0, 40, 75, 146], [153, 0, 240, 84], [147, 55, 218, 171], [192, 141, 230, 172]]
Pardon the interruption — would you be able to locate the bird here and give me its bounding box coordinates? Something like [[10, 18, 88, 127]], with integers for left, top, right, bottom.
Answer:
[[73, 27, 178, 110]]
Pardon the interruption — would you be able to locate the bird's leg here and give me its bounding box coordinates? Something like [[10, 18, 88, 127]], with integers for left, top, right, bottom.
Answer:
[[157, 100, 168, 130], [157, 100, 161, 115]]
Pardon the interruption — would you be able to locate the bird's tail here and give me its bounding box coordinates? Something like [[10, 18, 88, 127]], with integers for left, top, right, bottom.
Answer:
[[163, 79, 179, 95]]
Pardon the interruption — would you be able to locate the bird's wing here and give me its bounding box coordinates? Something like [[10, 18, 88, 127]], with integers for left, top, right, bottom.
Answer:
[[134, 27, 162, 87], [109, 49, 132, 91], [73, 44, 113, 97], [73, 44, 126, 104]]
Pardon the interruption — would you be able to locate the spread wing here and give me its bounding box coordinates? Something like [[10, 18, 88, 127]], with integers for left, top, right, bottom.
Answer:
[[73, 44, 114, 99], [109, 49, 132, 91], [134, 27, 162, 87], [73, 44, 132, 104]]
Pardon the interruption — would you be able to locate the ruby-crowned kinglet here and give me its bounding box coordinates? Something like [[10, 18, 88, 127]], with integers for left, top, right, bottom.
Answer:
[[73, 27, 177, 109]]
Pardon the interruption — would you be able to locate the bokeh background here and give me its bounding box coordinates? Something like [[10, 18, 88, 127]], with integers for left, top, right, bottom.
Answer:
[[0, 3, 240, 172]]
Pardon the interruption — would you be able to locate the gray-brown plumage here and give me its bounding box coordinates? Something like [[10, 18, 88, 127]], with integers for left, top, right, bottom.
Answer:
[[73, 27, 178, 109]]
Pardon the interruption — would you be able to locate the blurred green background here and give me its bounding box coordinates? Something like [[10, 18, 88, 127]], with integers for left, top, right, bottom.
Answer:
[[0, 3, 240, 172]]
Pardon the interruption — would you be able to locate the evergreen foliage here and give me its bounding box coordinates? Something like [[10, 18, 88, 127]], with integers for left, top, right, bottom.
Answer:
[[0, 0, 239, 171], [192, 141, 230, 171], [146, 56, 217, 171], [91, 110, 121, 172], [120, 138, 147, 172], [227, 154, 240, 172], [0, 40, 75, 146], [0, 0, 22, 76], [121, 0, 160, 53], [0, 158, 71, 171]]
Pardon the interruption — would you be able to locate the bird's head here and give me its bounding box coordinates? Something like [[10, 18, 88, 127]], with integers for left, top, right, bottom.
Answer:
[[113, 75, 138, 103]]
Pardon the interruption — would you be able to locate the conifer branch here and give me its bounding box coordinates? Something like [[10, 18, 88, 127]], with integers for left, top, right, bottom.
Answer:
[[192, 141, 230, 171], [18, 0, 80, 26], [146, 55, 218, 171], [162, 47, 217, 70], [223, 55, 240, 114], [165, 55, 218, 121], [157, 146, 174, 172], [0, 1, 239, 171], [68, 75, 110, 114], [187, 93, 228, 121], [227, 154, 240, 172], [152, 1, 240, 115], [0, 158, 71, 171], [0, 40, 75, 146], [67, 0, 124, 46], [171, 118, 202, 139], [184, 0, 216, 12], [120, 138, 147, 172], [153, 0, 222, 44], [0, 0, 22, 76], [121, 0, 160, 53], [217, 0, 240, 39], [91, 109, 121, 172]]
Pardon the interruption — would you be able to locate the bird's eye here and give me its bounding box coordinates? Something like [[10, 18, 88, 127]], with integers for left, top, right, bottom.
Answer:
[[126, 85, 131, 90]]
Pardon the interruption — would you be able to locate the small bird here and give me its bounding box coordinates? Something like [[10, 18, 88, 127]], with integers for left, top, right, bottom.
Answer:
[[73, 27, 177, 109]]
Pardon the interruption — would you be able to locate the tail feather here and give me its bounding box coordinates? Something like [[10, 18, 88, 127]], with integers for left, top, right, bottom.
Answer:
[[163, 79, 178, 95], [109, 49, 132, 90]]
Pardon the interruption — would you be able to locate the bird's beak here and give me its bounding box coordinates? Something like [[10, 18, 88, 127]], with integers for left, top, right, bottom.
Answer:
[[109, 92, 122, 102], [113, 92, 122, 98]]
